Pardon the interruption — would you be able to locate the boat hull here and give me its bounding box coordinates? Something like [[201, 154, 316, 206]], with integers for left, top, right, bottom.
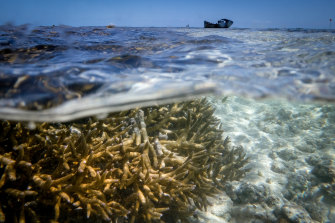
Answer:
[[204, 19, 233, 28]]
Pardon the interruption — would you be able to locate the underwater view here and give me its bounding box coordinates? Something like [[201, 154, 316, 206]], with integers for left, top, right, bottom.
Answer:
[[0, 25, 335, 223]]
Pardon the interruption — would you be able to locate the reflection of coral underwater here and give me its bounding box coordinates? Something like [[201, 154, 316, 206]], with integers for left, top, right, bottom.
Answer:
[[0, 98, 248, 222]]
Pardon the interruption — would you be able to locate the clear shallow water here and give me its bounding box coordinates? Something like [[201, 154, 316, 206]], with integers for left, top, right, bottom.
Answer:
[[0, 25, 335, 223], [206, 96, 335, 223], [0, 25, 335, 121]]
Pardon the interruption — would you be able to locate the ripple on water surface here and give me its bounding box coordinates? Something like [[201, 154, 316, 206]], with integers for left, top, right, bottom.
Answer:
[[0, 25, 334, 121]]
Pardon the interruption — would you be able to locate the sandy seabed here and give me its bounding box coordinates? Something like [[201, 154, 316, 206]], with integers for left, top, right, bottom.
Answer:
[[194, 96, 335, 223]]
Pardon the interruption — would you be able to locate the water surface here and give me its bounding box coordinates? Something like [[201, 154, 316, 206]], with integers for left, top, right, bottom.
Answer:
[[1, 26, 334, 121], [0, 25, 335, 223]]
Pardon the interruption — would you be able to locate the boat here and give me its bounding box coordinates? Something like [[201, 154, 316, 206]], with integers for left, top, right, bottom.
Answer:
[[204, 19, 233, 28]]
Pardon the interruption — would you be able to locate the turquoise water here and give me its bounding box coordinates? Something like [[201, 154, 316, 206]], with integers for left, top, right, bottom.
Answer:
[[0, 25, 335, 222]]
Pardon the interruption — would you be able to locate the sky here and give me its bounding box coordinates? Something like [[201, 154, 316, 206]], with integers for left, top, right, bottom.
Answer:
[[0, 0, 334, 29]]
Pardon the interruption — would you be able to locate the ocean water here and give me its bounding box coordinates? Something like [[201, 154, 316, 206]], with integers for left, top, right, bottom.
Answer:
[[207, 96, 335, 223], [0, 25, 335, 121], [0, 25, 335, 222]]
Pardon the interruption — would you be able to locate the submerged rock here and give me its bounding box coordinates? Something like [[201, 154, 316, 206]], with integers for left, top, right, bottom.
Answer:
[[276, 204, 313, 223], [311, 162, 335, 183], [277, 149, 299, 161], [229, 182, 269, 204]]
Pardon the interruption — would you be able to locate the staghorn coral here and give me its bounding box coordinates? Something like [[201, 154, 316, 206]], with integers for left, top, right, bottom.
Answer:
[[0, 98, 248, 223]]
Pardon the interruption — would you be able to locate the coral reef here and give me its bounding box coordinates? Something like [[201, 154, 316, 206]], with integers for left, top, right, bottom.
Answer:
[[0, 98, 248, 222]]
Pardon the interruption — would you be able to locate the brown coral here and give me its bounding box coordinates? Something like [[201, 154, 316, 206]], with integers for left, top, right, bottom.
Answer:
[[0, 98, 248, 222]]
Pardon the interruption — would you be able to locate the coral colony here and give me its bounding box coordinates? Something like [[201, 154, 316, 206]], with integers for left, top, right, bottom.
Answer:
[[0, 98, 248, 222]]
